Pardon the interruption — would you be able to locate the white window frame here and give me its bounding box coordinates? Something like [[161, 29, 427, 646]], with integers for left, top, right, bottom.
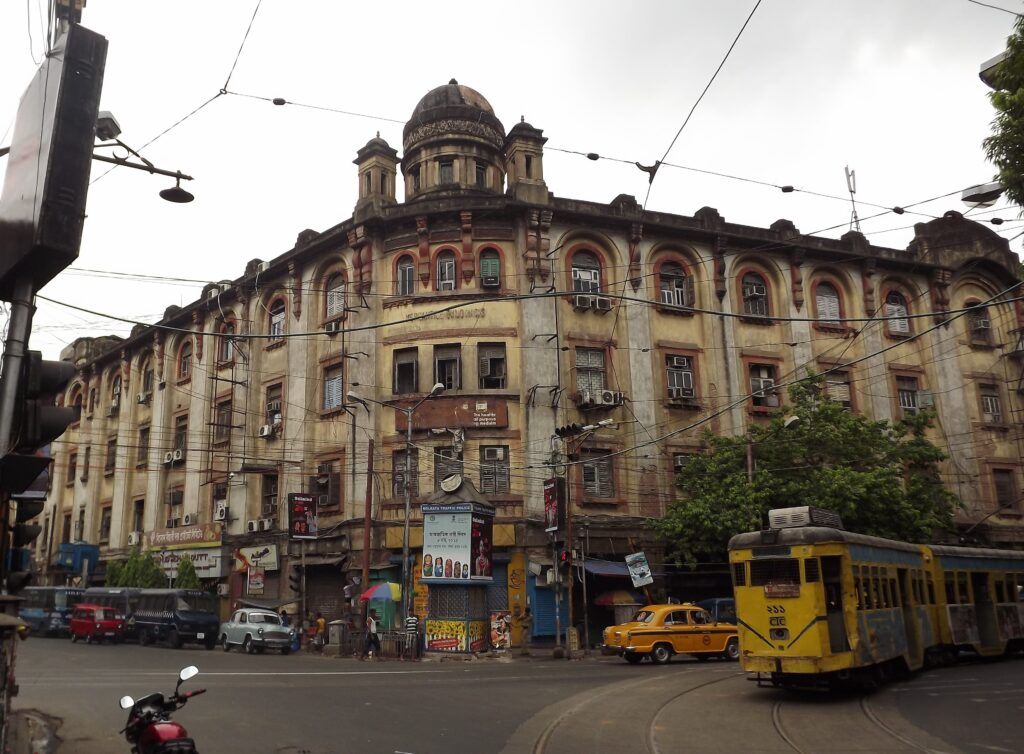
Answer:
[[581, 450, 614, 498], [576, 348, 607, 395], [815, 282, 841, 326], [436, 252, 456, 291], [397, 257, 415, 296], [326, 274, 346, 319], [323, 365, 344, 411], [885, 292, 910, 335], [434, 345, 461, 390]]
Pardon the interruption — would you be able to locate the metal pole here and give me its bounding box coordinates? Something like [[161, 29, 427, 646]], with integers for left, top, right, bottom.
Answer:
[[746, 434, 754, 483], [402, 407, 413, 621], [361, 437, 374, 625], [565, 443, 574, 653], [580, 525, 590, 654], [552, 531, 561, 648]]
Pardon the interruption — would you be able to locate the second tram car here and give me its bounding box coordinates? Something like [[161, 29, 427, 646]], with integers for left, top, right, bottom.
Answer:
[[728, 507, 1024, 687]]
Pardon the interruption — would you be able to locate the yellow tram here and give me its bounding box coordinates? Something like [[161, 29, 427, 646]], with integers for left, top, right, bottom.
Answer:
[[728, 507, 1024, 687]]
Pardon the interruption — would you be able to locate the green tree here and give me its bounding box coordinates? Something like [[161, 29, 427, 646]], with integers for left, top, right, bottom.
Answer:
[[105, 560, 123, 587], [655, 377, 959, 565], [983, 16, 1024, 207], [174, 557, 201, 590], [114, 547, 167, 587]]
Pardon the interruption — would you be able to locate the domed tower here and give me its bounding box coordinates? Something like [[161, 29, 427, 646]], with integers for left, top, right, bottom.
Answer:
[[402, 79, 506, 201], [505, 116, 549, 204], [353, 133, 399, 219]]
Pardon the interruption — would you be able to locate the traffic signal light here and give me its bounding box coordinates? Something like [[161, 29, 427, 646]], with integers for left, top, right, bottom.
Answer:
[[555, 423, 583, 439], [288, 565, 302, 594], [7, 498, 44, 593], [558, 549, 571, 569]]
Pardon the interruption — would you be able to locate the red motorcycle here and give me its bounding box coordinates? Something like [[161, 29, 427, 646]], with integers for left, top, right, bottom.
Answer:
[[118, 665, 206, 754]]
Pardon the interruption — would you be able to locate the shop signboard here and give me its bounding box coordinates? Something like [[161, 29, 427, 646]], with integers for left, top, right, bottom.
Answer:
[[247, 567, 265, 595], [625, 551, 654, 588], [145, 523, 222, 551], [155, 547, 228, 579], [421, 502, 494, 583], [288, 493, 318, 539]]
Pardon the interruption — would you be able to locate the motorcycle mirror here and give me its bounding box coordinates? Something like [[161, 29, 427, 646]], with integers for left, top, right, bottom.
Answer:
[[119, 695, 135, 710], [179, 666, 199, 682]]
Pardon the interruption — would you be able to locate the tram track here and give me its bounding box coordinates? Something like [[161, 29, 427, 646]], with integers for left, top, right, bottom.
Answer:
[[770, 694, 941, 754]]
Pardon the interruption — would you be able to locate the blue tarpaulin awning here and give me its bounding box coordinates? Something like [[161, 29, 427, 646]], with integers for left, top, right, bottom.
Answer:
[[583, 558, 631, 577]]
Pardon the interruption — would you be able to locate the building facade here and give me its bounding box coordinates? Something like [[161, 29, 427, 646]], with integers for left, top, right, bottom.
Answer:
[[35, 81, 1024, 639]]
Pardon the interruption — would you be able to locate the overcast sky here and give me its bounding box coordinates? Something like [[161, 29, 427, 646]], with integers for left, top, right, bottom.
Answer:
[[0, 0, 1018, 360]]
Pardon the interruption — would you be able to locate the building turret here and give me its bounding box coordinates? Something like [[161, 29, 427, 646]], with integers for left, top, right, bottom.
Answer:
[[505, 117, 549, 204], [354, 133, 399, 219]]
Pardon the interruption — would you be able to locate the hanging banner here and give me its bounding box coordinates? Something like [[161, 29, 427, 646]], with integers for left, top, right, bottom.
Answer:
[[247, 567, 265, 595], [625, 551, 654, 588], [543, 478, 565, 534], [234, 544, 279, 572], [288, 493, 318, 539], [421, 502, 494, 583]]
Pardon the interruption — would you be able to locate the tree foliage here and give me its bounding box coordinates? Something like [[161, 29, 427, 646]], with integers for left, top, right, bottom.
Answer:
[[109, 548, 167, 588], [174, 557, 202, 590], [983, 16, 1024, 208], [654, 377, 960, 565]]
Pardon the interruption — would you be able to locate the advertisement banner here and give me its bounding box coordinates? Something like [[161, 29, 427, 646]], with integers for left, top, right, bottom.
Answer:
[[288, 493, 318, 539], [425, 619, 466, 651], [247, 567, 265, 595], [421, 502, 494, 583], [490, 611, 511, 650], [234, 544, 278, 572], [543, 478, 563, 533], [468, 620, 487, 653], [625, 551, 654, 588]]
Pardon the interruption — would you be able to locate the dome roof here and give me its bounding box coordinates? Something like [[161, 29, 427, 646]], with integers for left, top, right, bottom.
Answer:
[[403, 79, 505, 153]]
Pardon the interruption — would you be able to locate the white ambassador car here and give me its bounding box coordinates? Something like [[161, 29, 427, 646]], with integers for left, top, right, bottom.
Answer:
[[219, 608, 295, 654]]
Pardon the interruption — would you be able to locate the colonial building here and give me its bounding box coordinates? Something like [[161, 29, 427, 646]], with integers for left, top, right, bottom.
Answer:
[[36, 80, 1024, 640]]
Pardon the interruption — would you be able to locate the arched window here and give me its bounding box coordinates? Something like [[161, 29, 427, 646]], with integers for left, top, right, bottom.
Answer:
[[885, 291, 910, 335], [269, 299, 286, 341], [659, 261, 693, 307], [178, 341, 192, 380], [111, 375, 122, 406], [741, 272, 769, 317], [141, 359, 154, 393], [436, 251, 456, 291], [479, 249, 501, 288], [571, 250, 601, 293], [325, 273, 346, 319], [967, 302, 992, 344], [219, 322, 235, 362], [396, 256, 415, 296], [814, 282, 841, 326]]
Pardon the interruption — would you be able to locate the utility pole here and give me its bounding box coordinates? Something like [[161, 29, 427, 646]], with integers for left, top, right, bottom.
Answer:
[[361, 438, 373, 624]]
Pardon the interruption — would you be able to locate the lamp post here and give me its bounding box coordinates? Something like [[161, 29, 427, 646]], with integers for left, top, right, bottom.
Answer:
[[347, 383, 445, 620]]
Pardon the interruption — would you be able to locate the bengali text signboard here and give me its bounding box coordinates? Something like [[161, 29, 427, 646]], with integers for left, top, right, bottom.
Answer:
[[421, 502, 494, 583]]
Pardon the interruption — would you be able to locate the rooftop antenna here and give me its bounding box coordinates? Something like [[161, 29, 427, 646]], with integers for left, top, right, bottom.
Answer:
[[845, 166, 861, 233]]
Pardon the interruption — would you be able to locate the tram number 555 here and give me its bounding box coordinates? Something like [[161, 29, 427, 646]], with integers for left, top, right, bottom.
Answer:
[[766, 604, 786, 627]]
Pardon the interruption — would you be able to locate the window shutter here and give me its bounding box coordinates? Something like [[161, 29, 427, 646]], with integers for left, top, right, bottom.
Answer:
[[683, 275, 695, 306], [816, 288, 840, 323], [480, 255, 499, 278], [825, 378, 850, 404], [885, 301, 909, 334]]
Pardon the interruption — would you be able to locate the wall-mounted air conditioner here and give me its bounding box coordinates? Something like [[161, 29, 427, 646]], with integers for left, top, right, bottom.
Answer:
[[182, 513, 194, 526], [258, 425, 274, 439], [162, 452, 174, 465], [172, 449, 184, 463], [668, 387, 696, 400], [575, 391, 595, 407], [317, 494, 330, 508], [316, 463, 332, 477], [573, 294, 594, 311], [481, 275, 499, 288], [127, 531, 141, 546], [324, 321, 340, 334], [261, 503, 276, 516], [483, 447, 504, 461], [594, 296, 612, 313], [259, 517, 274, 531], [246, 520, 258, 533], [214, 501, 228, 521], [599, 390, 624, 406], [137, 392, 151, 405], [216, 583, 230, 596]]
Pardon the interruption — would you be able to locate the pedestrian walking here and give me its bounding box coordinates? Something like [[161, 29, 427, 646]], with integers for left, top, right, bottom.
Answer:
[[518, 607, 533, 656], [365, 608, 382, 660], [279, 609, 290, 626], [314, 612, 326, 651]]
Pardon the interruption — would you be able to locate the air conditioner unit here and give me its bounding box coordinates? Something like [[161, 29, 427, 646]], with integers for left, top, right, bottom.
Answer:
[[258, 425, 274, 438], [918, 390, 935, 408], [207, 286, 221, 300], [261, 503, 276, 516], [216, 583, 230, 597], [267, 400, 282, 415], [673, 455, 689, 472], [182, 513, 194, 526], [136, 392, 151, 405], [316, 463, 332, 477], [246, 520, 258, 533], [743, 284, 767, 299], [668, 387, 696, 400], [127, 531, 141, 546], [172, 449, 184, 463], [573, 294, 594, 311], [162, 451, 174, 465], [594, 296, 612, 313], [599, 390, 624, 406], [575, 391, 595, 407], [257, 262, 270, 273], [259, 518, 275, 531], [165, 518, 179, 529], [483, 447, 505, 461], [317, 494, 330, 508], [324, 321, 340, 334], [972, 319, 992, 330], [438, 279, 456, 291], [481, 275, 500, 288], [106, 405, 118, 417], [670, 356, 691, 369], [213, 501, 228, 521]]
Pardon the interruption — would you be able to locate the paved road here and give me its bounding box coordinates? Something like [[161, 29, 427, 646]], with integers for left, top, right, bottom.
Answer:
[[11, 639, 1024, 753]]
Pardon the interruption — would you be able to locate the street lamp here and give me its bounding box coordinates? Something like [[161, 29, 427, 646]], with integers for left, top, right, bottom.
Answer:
[[347, 382, 445, 619]]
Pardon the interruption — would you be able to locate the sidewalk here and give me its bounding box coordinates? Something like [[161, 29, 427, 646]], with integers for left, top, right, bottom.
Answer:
[[7, 709, 59, 754]]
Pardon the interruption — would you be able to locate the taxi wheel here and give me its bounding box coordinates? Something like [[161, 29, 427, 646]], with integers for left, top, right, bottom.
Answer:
[[724, 638, 740, 661], [244, 635, 255, 654], [624, 653, 643, 664], [651, 644, 672, 664]]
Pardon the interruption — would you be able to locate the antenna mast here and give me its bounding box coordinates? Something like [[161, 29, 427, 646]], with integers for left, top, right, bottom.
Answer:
[[845, 166, 861, 233]]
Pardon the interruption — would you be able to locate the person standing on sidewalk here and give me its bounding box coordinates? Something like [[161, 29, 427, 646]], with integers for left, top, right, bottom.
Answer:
[[313, 612, 326, 651], [365, 608, 382, 660], [518, 608, 533, 656]]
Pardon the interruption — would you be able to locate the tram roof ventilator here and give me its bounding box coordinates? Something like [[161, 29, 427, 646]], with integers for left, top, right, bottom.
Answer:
[[767, 506, 844, 531]]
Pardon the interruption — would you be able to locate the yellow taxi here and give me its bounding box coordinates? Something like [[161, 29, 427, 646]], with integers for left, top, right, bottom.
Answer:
[[601, 603, 739, 664]]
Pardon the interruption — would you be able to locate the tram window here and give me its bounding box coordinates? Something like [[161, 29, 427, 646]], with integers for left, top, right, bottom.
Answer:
[[956, 572, 969, 604], [853, 568, 864, 610], [750, 558, 800, 586], [926, 573, 935, 605], [867, 570, 878, 609], [890, 578, 900, 607], [804, 558, 820, 583], [733, 562, 746, 587], [945, 573, 956, 604], [995, 580, 1006, 603]]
